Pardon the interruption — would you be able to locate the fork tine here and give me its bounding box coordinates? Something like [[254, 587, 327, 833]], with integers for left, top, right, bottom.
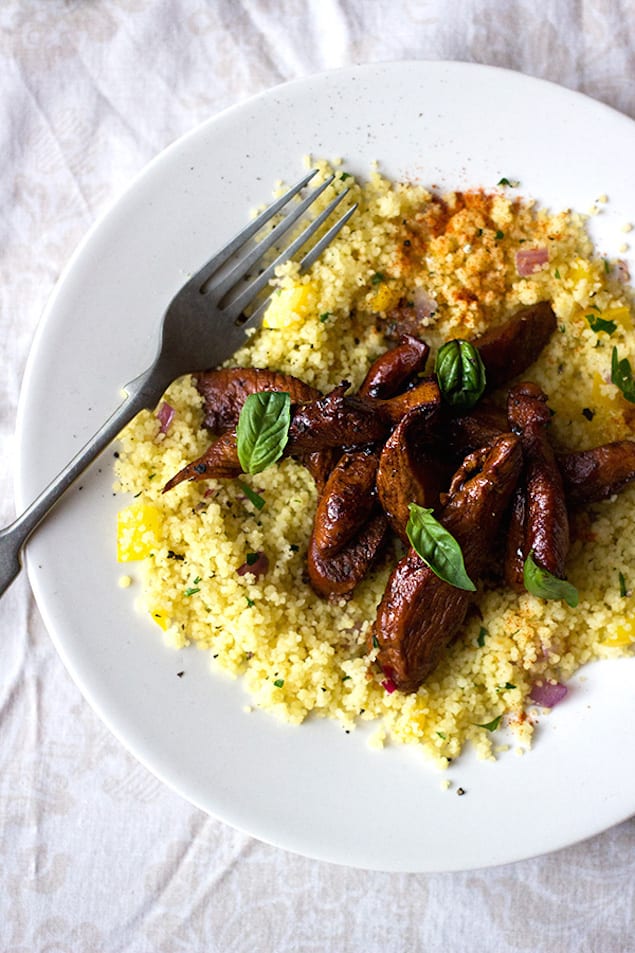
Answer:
[[222, 189, 352, 322], [191, 168, 319, 288], [208, 175, 336, 301], [238, 200, 359, 332], [295, 201, 358, 273]]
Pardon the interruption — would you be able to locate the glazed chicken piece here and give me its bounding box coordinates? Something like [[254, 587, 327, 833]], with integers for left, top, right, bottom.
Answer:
[[376, 404, 446, 542], [194, 367, 320, 433], [472, 301, 557, 390], [308, 510, 389, 601], [444, 401, 509, 457], [311, 448, 381, 558], [358, 334, 429, 398], [557, 440, 635, 506], [287, 383, 390, 452], [505, 382, 570, 591], [370, 434, 522, 693], [163, 430, 242, 491]]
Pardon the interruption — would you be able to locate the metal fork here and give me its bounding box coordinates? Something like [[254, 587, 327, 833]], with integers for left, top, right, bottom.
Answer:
[[0, 169, 357, 597]]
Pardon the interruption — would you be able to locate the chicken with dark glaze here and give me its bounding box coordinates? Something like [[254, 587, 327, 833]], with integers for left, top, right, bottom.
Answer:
[[358, 334, 429, 398], [194, 367, 320, 433], [505, 382, 570, 591], [376, 404, 446, 542], [371, 434, 523, 693], [472, 301, 557, 390], [557, 440, 635, 506]]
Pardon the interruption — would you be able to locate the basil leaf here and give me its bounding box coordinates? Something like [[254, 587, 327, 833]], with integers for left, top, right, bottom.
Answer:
[[523, 551, 579, 607], [434, 339, 486, 411], [236, 391, 291, 474], [611, 347, 635, 403], [406, 503, 476, 591]]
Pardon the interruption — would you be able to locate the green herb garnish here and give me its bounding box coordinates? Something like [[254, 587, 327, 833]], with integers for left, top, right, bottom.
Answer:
[[523, 551, 579, 607], [184, 585, 201, 597], [245, 597, 255, 608], [237, 480, 266, 510], [436, 731, 447, 740], [496, 682, 517, 693], [406, 503, 476, 592], [319, 312, 331, 322], [611, 347, 635, 403], [236, 390, 291, 474], [619, 571, 628, 597], [273, 678, 285, 688], [477, 627, 487, 647], [371, 271, 386, 285], [497, 177, 519, 187], [495, 230, 505, 240], [475, 715, 502, 732], [434, 339, 487, 411], [586, 313, 617, 335]]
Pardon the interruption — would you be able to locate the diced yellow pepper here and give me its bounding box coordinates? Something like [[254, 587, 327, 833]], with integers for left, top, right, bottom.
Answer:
[[602, 305, 632, 331], [150, 609, 170, 631], [603, 620, 634, 646], [569, 259, 594, 283], [370, 281, 401, 313], [262, 282, 315, 329], [117, 503, 162, 561]]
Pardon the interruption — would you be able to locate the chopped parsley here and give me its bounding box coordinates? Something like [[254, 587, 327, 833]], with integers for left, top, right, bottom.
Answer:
[[477, 627, 487, 647], [475, 715, 502, 732], [319, 312, 331, 323], [497, 176, 519, 187], [245, 597, 255, 607], [496, 682, 517, 693], [184, 585, 201, 597], [586, 313, 617, 335], [495, 230, 505, 240], [237, 480, 266, 510], [273, 678, 285, 688], [371, 271, 386, 285], [619, 571, 628, 597]]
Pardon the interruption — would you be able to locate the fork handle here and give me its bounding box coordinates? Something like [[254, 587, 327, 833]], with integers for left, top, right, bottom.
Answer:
[[0, 363, 169, 598]]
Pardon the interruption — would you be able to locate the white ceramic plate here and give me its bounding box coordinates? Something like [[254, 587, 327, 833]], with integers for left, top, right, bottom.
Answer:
[[16, 62, 635, 872]]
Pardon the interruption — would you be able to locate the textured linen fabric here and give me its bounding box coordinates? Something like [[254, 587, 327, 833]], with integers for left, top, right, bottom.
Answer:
[[1, 2, 634, 950]]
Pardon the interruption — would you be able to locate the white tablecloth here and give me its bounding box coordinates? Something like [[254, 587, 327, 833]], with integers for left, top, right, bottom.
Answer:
[[1, 2, 634, 950]]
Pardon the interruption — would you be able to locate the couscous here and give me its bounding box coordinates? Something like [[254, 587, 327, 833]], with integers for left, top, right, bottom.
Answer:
[[114, 161, 635, 767]]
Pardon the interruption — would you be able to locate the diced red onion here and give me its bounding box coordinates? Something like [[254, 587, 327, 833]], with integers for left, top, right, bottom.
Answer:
[[381, 676, 397, 694], [516, 247, 549, 277], [412, 287, 437, 319], [615, 259, 630, 283], [529, 680, 568, 708], [156, 401, 176, 434], [237, 552, 269, 578]]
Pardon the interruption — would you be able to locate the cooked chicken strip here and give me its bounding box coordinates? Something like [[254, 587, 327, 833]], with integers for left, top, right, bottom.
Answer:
[[472, 301, 556, 390], [371, 434, 522, 693], [312, 448, 381, 558], [195, 367, 320, 433], [376, 404, 446, 542], [558, 440, 635, 506], [163, 431, 242, 491], [505, 382, 570, 590], [358, 334, 429, 398], [308, 510, 389, 601]]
